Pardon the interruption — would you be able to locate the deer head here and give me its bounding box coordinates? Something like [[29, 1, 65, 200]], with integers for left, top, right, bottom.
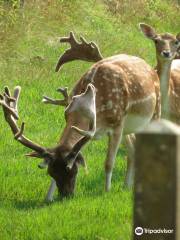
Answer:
[[139, 23, 180, 62], [0, 84, 96, 198]]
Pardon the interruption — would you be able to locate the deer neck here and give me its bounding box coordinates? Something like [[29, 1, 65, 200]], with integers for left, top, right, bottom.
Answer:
[[156, 57, 172, 118]]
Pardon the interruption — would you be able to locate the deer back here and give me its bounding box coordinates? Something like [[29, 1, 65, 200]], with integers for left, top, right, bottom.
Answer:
[[69, 54, 160, 129]]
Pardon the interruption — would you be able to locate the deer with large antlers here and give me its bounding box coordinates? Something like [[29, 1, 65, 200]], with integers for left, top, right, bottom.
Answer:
[[0, 84, 96, 200], [139, 23, 180, 122], [42, 28, 180, 200], [1, 31, 162, 201], [53, 29, 180, 189], [27, 32, 161, 201]]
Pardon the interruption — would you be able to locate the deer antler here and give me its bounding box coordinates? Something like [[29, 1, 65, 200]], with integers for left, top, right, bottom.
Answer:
[[0, 86, 51, 157], [65, 84, 96, 169], [42, 87, 69, 107], [0, 95, 18, 120], [55, 31, 103, 72]]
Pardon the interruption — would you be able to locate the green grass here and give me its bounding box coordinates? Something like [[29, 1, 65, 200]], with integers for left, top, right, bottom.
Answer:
[[0, 0, 179, 239]]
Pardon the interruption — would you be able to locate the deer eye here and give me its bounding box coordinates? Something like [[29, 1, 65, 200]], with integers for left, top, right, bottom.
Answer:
[[175, 40, 179, 45]]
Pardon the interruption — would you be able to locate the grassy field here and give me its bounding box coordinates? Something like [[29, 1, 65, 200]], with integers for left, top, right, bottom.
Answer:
[[0, 1, 179, 239]]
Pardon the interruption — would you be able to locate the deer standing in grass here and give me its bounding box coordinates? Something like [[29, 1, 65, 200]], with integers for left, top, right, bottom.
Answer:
[[54, 28, 180, 189], [44, 26, 180, 199], [0, 33, 160, 201], [139, 24, 180, 122]]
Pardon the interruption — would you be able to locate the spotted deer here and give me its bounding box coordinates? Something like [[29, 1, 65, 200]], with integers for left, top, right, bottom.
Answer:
[[139, 23, 180, 123], [0, 84, 95, 199], [56, 29, 180, 189], [45, 33, 161, 199], [0, 33, 160, 202]]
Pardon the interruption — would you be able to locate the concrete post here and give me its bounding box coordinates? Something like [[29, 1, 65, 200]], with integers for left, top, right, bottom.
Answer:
[[133, 120, 180, 240]]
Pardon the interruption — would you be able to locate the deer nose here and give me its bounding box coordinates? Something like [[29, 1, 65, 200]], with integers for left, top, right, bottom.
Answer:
[[162, 50, 171, 58]]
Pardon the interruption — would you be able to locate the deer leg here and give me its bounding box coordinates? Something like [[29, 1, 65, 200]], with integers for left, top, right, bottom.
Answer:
[[104, 125, 123, 192], [45, 178, 56, 202], [124, 134, 136, 188]]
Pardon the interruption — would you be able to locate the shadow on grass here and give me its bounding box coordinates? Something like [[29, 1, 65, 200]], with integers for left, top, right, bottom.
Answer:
[[0, 196, 60, 211], [0, 192, 79, 211], [77, 157, 128, 198], [13, 199, 46, 210]]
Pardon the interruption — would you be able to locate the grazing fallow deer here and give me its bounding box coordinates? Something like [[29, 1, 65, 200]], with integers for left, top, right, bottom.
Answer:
[[43, 28, 180, 200], [42, 33, 160, 200], [139, 23, 180, 122], [0, 33, 160, 201], [0, 84, 96, 200]]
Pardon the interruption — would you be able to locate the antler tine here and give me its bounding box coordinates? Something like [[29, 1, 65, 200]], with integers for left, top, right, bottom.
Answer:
[[71, 117, 96, 138], [3, 86, 21, 120], [79, 36, 89, 45], [0, 94, 19, 120], [3, 86, 16, 106], [4, 93, 16, 103], [60, 31, 78, 47], [55, 32, 103, 72], [90, 41, 101, 51], [8, 85, 21, 113], [0, 86, 48, 156], [56, 87, 68, 101], [4, 86, 11, 97], [13, 86, 21, 107], [42, 87, 69, 107]]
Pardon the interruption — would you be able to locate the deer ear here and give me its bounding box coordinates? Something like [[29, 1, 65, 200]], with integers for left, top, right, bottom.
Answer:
[[139, 23, 157, 40], [176, 33, 180, 41]]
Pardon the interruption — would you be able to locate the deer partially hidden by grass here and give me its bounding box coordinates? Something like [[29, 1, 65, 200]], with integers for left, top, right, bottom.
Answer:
[[0, 33, 160, 201]]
